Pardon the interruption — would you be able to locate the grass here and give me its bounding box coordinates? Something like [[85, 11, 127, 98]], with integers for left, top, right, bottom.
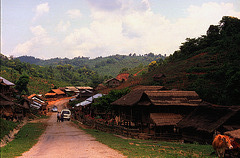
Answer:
[[73, 120, 215, 158], [0, 119, 19, 140], [0, 122, 46, 158]]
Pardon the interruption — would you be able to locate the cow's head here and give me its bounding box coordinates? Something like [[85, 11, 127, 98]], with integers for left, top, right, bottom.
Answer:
[[222, 136, 233, 149]]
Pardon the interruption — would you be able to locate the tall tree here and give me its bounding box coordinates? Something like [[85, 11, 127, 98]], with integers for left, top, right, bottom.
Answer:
[[15, 73, 30, 95]]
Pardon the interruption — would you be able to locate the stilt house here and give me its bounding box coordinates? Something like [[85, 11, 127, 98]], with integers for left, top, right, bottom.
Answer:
[[111, 86, 202, 139], [177, 102, 240, 144]]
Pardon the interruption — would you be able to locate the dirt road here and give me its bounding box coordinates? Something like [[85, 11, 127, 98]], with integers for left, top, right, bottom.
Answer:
[[19, 99, 125, 158]]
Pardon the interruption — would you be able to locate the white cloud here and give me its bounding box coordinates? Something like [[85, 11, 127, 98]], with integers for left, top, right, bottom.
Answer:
[[30, 25, 47, 36], [12, 25, 57, 58], [12, 41, 33, 56], [56, 21, 71, 32], [12, 1, 240, 59], [33, 3, 49, 21], [66, 9, 82, 19], [62, 1, 238, 58]]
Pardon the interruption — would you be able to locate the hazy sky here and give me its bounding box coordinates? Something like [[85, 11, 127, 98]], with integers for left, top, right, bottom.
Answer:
[[1, 0, 240, 59]]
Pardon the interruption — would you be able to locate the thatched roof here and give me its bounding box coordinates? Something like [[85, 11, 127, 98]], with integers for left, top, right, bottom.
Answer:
[[112, 87, 200, 107], [51, 89, 65, 95], [150, 113, 183, 126], [145, 91, 202, 106], [65, 87, 79, 92], [111, 89, 150, 106], [111, 86, 167, 106], [45, 93, 56, 96], [133, 86, 167, 91], [225, 129, 240, 139], [76, 86, 93, 90], [105, 78, 120, 83], [177, 102, 239, 133]]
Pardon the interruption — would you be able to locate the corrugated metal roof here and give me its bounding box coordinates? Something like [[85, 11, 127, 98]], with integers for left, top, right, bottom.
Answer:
[[0, 77, 15, 86], [86, 93, 103, 102], [75, 100, 91, 107]]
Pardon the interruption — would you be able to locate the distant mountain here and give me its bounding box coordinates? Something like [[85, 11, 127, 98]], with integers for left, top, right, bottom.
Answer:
[[17, 56, 42, 65], [17, 53, 165, 77]]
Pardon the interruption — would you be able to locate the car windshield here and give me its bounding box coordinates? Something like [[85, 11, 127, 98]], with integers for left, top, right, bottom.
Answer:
[[62, 111, 70, 114]]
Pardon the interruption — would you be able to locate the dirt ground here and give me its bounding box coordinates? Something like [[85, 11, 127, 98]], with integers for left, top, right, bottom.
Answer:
[[18, 98, 126, 158]]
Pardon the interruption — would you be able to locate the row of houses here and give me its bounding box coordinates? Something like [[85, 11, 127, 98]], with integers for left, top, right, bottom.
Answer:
[[45, 86, 93, 99], [0, 77, 47, 120], [110, 86, 240, 143], [97, 73, 166, 89], [71, 85, 239, 144]]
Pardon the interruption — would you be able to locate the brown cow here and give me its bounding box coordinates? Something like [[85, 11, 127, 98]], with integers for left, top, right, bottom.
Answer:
[[212, 134, 233, 158], [225, 137, 240, 158]]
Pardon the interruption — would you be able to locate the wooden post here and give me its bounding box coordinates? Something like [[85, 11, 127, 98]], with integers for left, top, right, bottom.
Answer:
[[154, 123, 156, 138]]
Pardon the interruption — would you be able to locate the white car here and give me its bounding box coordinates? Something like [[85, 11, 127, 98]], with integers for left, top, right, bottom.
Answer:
[[61, 109, 71, 121]]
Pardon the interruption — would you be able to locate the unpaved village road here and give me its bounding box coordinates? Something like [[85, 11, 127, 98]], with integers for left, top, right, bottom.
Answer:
[[18, 98, 126, 158]]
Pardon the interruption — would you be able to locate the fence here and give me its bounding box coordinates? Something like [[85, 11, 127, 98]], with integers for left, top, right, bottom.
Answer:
[[76, 115, 182, 140]]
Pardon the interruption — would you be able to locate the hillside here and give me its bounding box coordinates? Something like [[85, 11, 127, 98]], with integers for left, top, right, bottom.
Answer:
[[140, 16, 240, 106], [17, 53, 164, 77]]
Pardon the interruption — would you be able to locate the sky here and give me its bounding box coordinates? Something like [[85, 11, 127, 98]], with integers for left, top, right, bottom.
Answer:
[[1, 0, 240, 59]]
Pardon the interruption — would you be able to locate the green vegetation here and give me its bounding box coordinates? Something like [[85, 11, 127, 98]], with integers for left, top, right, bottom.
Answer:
[[1, 53, 162, 94], [17, 53, 163, 77], [73, 121, 215, 158], [92, 88, 130, 114], [144, 16, 240, 106], [0, 119, 19, 140], [0, 122, 46, 158]]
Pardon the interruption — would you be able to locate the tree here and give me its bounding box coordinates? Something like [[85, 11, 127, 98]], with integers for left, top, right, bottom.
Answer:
[[148, 61, 157, 72], [92, 88, 130, 114], [15, 73, 30, 95]]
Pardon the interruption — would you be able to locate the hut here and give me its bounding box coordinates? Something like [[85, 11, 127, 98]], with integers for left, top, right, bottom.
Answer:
[[0, 93, 15, 120], [28, 94, 47, 110], [177, 102, 240, 144], [0, 76, 15, 97], [45, 89, 65, 98], [153, 73, 166, 82], [111, 86, 201, 139], [76, 86, 93, 92], [65, 87, 80, 96], [77, 90, 93, 100], [105, 78, 120, 87], [116, 73, 130, 82]]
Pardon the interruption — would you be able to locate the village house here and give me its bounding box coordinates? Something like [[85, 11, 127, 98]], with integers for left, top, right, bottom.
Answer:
[[76, 86, 94, 100], [0, 77, 16, 120], [0, 76, 29, 120], [73, 93, 103, 121], [28, 94, 47, 111], [105, 78, 120, 87], [116, 73, 130, 82], [153, 73, 166, 82], [177, 102, 240, 144], [95, 84, 107, 91], [111, 86, 202, 139], [65, 86, 80, 96], [0, 76, 15, 97], [45, 89, 65, 98]]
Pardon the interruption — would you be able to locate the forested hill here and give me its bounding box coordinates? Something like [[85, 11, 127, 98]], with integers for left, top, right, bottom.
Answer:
[[142, 16, 240, 106], [17, 53, 165, 77]]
